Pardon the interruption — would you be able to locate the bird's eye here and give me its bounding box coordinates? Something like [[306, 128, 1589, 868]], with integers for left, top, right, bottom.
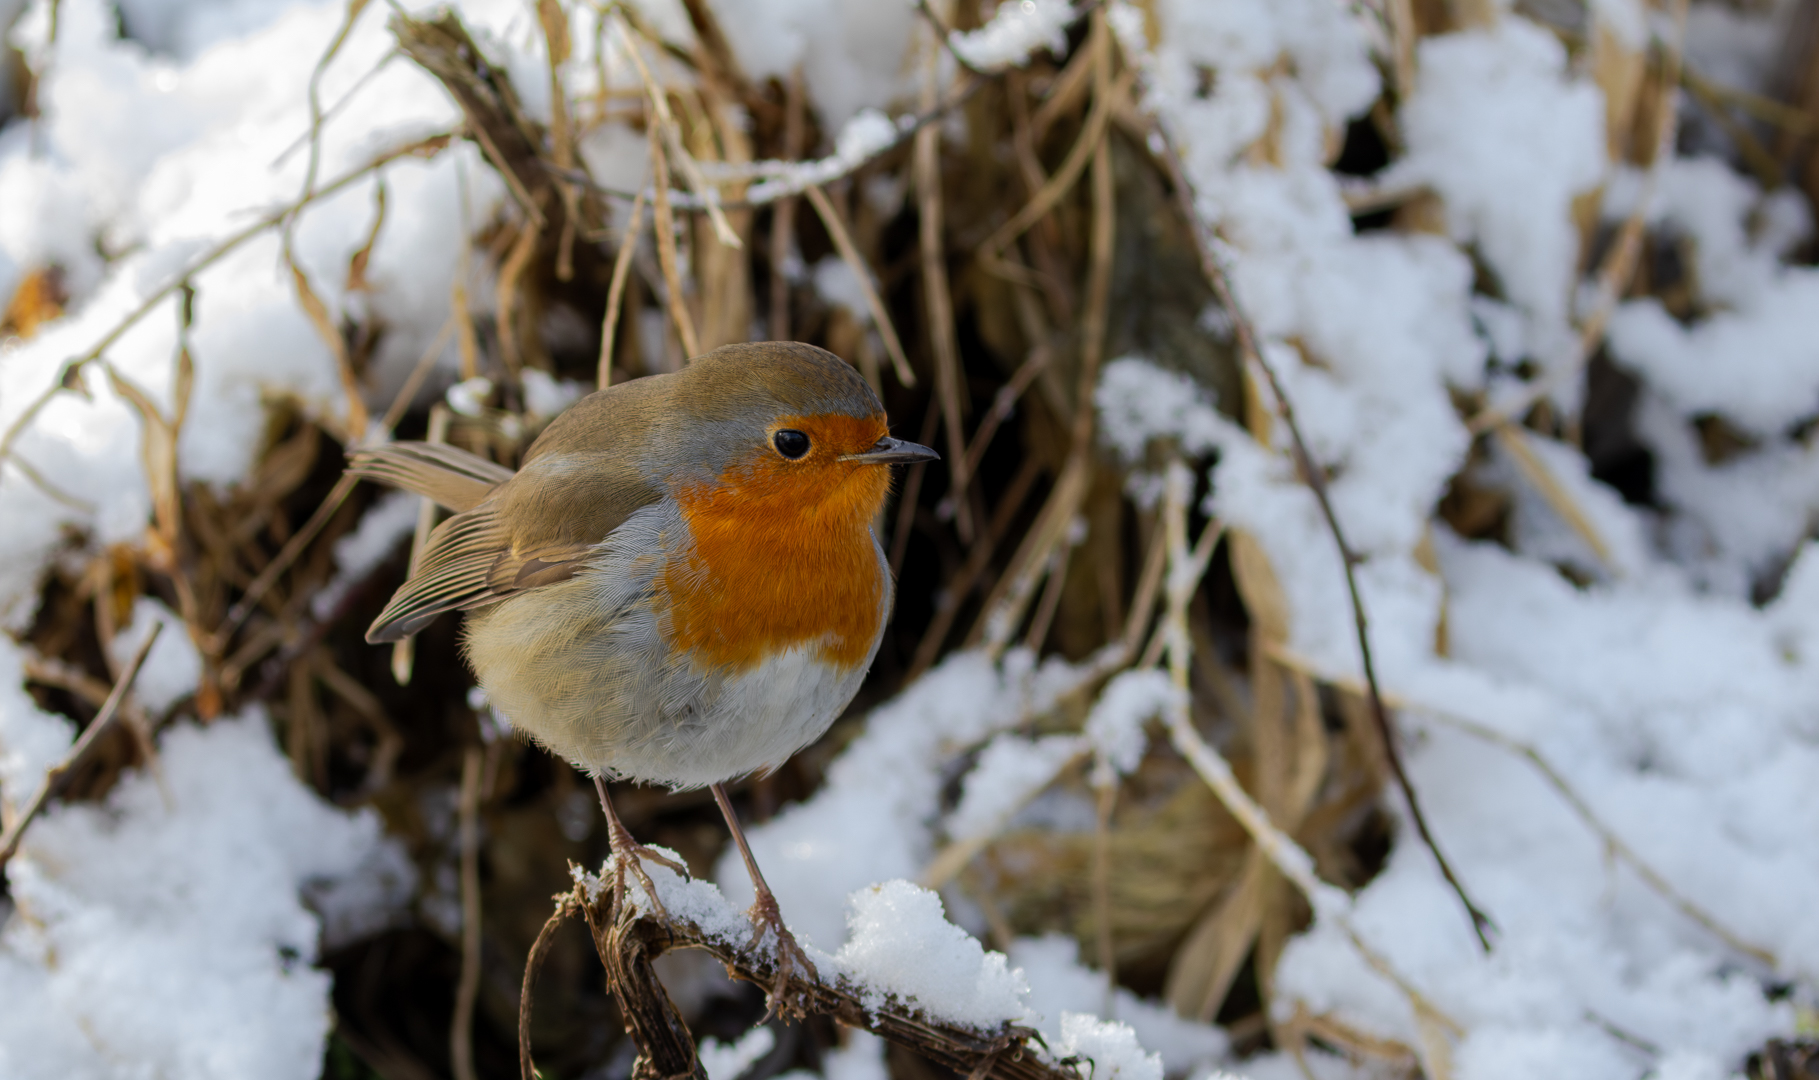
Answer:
[[773, 429, 811, 459]]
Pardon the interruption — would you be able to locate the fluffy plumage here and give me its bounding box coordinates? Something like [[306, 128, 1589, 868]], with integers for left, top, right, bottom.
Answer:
[[351, 342, 923, 788]]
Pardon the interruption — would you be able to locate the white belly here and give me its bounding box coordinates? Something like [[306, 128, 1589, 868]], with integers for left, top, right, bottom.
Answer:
[[461, 500, 887, 789]]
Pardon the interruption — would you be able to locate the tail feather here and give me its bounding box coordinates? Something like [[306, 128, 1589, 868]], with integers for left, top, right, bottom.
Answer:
[[347, 442, 512, 512]]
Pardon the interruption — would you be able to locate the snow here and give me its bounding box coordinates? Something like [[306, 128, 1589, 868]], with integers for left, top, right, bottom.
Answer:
[[813, 255, 874, 323], [700, 1025, 777, 1080], [0, 712, 412, 1080], [945, 733, 1084, 842], [310, 489, 420, 621], [1083, 670, 1178, 781], [1011, 936, 1227, 1074], [1606, 160, 1819, 435], [1054, 1013, 1164, 1080], [832, 880, 1030, 1027], [950, 0, 1073, 73], [1387, 17, 1606, 379], [712, 648, 1100, 950], [522, 367, 587, 421], [823, 1030, 888, 1080], [108, 596, 203, 713], [742, 109, 903, 206]]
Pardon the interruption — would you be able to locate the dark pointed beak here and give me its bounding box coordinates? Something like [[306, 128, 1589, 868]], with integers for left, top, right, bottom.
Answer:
[[843, 436, 941, 465]]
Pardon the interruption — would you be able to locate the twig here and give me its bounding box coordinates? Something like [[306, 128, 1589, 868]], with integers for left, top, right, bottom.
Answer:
[[1491, 425, 1615, 570], [569, 863, 1081, 1080], [647, 121, 701, 358], [3, 450, 96, 512], [1430, 709, 1774, 967], [1090, 779, 1117, 994], [1681, 59, 1818, 135], [494, 212, 543, 374], [272, 49, 399, 167], [1145, 115, 1498, 951], [537, 0, 582, 282], [452, 746, 484, 1080], [217, 294, 457, 648], [916, 24, 973, 543], [380, 319, 456, 433], [962, 343, 1050, 483], [768, 68, 806, 340], [968, 16, 1123, 655], [976, 62, 1128, 284], [598, 187, 647, 388], [912, 0, 985, 76], [804, 185, 916, 387], [552, 75, 988, 210], [294, 0, 376, 224], [0, 624, 161, 868]]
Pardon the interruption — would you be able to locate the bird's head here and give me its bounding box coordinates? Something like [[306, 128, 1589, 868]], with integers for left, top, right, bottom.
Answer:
[[660, 343, 937, 524]]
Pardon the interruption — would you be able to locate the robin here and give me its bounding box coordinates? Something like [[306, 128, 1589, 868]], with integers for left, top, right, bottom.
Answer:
[[349, 341, 936, 997]]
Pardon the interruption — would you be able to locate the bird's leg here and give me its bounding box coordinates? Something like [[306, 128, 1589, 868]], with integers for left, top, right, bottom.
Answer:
[[710, 783, 818, 1013], [594, 775, 687, 916]]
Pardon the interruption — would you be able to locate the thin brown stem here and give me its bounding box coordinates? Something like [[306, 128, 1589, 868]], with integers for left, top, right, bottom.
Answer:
[[1147, 119, 1497, 951], [769, 68, 805, 340], [648, 123, 701, 359], [598, 188, 647, 388], [0, 624, 161, 868], [451, 746, 484, 1080], [805, 185, 916, 386], [915, 26, 973, 543]]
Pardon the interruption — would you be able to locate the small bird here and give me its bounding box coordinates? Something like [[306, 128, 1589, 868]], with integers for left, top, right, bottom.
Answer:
[[349, 341, 935, 995]]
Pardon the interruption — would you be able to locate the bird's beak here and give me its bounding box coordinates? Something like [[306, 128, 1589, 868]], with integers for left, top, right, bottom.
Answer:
[[843, 436, 941, 465]]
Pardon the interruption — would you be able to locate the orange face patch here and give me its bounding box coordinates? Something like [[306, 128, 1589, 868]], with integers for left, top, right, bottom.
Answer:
[[663, 412, 893, 673]]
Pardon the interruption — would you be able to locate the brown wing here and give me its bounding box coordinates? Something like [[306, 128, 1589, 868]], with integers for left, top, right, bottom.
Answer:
[[363, 380, 673, 643], [347, 442, 514, 512], [366, 507, 506, 641]]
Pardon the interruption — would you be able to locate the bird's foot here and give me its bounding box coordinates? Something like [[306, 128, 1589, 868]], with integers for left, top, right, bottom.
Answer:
[[604, 818, 689, 919], [747, 888, 818, 1021]]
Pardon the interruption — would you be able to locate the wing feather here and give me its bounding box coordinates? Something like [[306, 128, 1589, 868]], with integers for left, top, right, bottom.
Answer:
[[348, 443, 513, 511], [366, 508, 508, 642], [360, 380, 673, 642]]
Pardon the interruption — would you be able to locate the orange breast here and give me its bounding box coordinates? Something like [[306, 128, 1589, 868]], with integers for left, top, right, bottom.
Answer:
[[663, 415, 892, 673]]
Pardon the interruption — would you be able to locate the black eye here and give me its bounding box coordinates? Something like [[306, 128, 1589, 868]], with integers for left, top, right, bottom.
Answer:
[[773, 429, 810, 459]]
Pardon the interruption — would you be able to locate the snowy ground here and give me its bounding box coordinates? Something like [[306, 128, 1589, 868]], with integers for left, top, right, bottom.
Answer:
[[1, 0, 1817, 1078]]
